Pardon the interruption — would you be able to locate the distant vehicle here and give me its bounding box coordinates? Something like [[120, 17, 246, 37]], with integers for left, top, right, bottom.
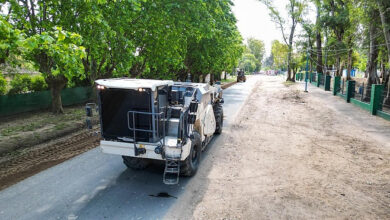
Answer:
[[87, 79, 224, 184], [237, 70, 246, 82]]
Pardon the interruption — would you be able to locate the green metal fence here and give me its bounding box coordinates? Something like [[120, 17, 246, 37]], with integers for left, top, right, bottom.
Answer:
[[0, 87, 93, 116], [293, 73, 389, 121]]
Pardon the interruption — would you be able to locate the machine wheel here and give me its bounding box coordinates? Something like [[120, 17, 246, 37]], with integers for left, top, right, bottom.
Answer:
[[181, 131, 201, 176], [122, 156, 150, 170], [214, 105, 223, 134]]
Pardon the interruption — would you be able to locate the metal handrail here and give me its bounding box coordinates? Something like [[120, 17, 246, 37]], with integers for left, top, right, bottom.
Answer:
[[177, 108, 189, 144], [127, 110, 166, 155]]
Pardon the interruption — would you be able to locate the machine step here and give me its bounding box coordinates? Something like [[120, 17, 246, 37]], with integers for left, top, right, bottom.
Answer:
[[163, 158, 180, 185]]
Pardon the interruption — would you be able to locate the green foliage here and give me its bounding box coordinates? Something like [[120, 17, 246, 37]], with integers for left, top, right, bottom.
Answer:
[[247, 38, 266, 71], [271, 40, 289, 70], [30, 75, 48, 92], [239, 52, 257, 73], [23, 28, 86, 81], [0, 73, 7, 95], [4, 0, 242, 85], [0, 16, 23, 65], [356, 53, 367, 72], [9, 74, 31, 94]]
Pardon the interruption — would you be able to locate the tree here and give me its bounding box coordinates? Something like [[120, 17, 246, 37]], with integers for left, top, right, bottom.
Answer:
[[264, 54, 274, 69], [377, 0, 390, 71], [301, 23, 316, 72], [377, 0, 390, 102], [239, 52, 257, 73], [313, 0, 324, 74], [247, 38, 266, 71], [259, 0, 306, 81], [3, 0, 243, 87], [321, 0, 351, 76], [181, 0, 243, 83], [0, 17, 22, 64], [271, 40, 289, 70], [24, 28, 85, 113]]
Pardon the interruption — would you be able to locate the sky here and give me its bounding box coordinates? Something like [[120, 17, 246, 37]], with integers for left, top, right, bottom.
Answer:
[[232, 0, 285, 56], [232, 0, 315, 57]]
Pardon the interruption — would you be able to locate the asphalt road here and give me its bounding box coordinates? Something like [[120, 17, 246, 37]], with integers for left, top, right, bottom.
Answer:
[[0, 76, 259, 220]]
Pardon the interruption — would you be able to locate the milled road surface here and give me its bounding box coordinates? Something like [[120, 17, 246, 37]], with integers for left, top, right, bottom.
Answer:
[[0, 76, 259, 220]]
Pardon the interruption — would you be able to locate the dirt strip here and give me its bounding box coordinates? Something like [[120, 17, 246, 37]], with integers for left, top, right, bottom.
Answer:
[[0, 130, 99, 190], [171, 76, 390, 219]]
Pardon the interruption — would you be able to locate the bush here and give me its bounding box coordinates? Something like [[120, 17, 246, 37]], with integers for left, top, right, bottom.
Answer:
[[8, 74, 31, 94], [0, 73, 7, 95], [30, 75, 48, 92]]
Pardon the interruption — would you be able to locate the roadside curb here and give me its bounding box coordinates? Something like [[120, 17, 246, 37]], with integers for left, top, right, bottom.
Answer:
[[221, 81, 237, 89]]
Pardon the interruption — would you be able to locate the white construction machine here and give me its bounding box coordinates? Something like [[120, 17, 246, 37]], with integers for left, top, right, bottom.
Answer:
[[86, 78, 224, 184]]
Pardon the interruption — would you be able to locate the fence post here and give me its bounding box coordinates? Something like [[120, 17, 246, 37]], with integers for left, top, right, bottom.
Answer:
[[325, 75, 331, 91], [333, 76, 340, 96], [316, 73, 321, 87], [370, 84, 384, 115], [346, 80, 355, 103]]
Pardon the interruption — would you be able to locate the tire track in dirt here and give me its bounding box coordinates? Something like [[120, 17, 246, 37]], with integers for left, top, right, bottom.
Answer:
[[0, 130, 100, 190]]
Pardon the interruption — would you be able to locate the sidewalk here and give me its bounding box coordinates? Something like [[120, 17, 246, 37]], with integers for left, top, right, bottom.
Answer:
[[303, 82, 390, 146]]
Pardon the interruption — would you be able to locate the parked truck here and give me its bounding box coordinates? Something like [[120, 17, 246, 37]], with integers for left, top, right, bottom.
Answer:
[[87, 78, 224, 184]]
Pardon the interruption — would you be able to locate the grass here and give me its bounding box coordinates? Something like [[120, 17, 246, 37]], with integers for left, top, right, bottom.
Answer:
[[0, 105, 90, 138], [283, 81, 295, 87], [1, 122, 43, 136], [54, 122, 66, 131], [221, 76, 237, 83]]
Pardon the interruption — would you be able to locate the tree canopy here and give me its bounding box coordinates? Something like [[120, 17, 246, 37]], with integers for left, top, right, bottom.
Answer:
[[0, 0, 243, 113]]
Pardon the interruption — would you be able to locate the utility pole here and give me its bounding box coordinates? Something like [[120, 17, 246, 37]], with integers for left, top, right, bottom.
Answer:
[[304, 49, 309, 92]]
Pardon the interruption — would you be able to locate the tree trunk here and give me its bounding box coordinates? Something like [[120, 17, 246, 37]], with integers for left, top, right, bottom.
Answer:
[[346, 36, 353, 80], [340, 61, 345, 78], [210, 73, 215, 85], [286, 25, 296, 82], [364, 18, 380, 100], [36, 52, 67, 114], [316, 4, 323, 74], [367, 22, 380, 86], [323, 29, 328, 73], [336, 56, 342, 76], [46, 75, 67, 114], [292, 67, 297, 82], [377, 0, 390, 103], [380, 60, 385, 84], [346, 48, 353, 80]]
